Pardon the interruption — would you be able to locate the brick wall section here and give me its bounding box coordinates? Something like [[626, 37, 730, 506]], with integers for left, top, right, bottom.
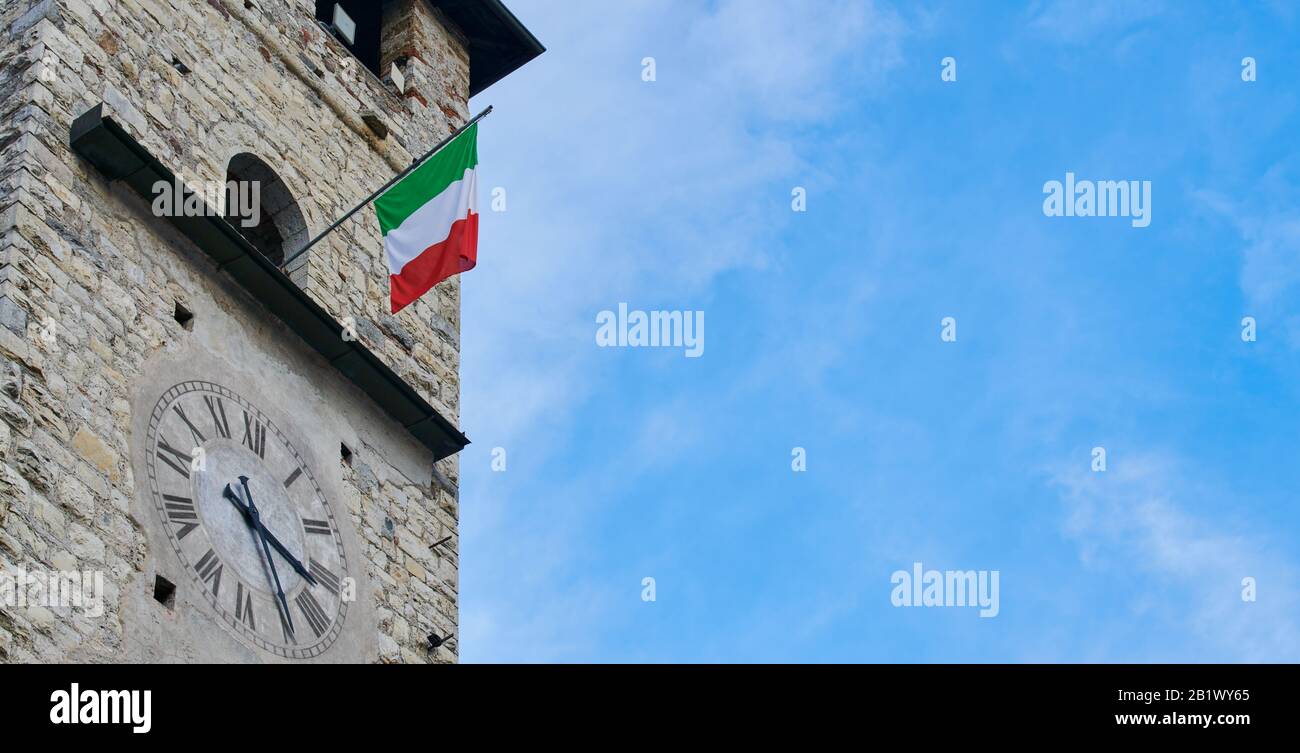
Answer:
[[0, 0, 470, 663], [381, 0, 470, 121]]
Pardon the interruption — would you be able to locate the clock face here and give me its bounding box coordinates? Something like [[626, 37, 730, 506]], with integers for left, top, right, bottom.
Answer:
[[144, 380, 350, 659]]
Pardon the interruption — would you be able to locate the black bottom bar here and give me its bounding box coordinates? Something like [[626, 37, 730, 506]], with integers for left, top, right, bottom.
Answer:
[[1, 664, 1288, 739]]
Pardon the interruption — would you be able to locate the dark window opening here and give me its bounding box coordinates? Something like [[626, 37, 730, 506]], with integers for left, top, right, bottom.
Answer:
[[153, 575, 176, 609], [314, 1, 385, 76], [341, 442, 354, 466], [173, 300, 193, 330], [225, 153, 308, 269]]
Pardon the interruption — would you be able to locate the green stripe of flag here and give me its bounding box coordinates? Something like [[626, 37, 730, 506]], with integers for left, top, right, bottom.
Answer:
[[375, 123, 479, 236]]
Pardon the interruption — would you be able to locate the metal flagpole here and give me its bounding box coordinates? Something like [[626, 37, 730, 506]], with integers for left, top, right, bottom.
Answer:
[[278, 105, 493, 272]]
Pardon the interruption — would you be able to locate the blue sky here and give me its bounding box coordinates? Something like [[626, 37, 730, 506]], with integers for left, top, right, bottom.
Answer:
[[456, 0, 1300, 662]]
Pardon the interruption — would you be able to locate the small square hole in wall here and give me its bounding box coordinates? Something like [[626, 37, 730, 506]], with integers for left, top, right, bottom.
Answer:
[[173, 300, 193, 330], [153, 575, 176, 609], [170, 55, 190, 75], [360, 110, 389, 139], [340, 442, 353, 466]]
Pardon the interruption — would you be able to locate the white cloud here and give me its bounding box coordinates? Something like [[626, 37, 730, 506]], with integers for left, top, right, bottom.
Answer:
[[1026, 0, 1162, 45], [1052, 452, 1300, 661], [1193, 187, 1300, 347], [692, 0, 905, 121]]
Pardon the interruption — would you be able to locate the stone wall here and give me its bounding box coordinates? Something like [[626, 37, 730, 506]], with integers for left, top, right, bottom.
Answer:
[[0, 0, 468, 663], [381, 0, 469, 120]]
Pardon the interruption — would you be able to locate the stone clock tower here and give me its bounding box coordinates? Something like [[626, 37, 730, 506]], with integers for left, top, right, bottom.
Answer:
[[0, 0, 541, 663]]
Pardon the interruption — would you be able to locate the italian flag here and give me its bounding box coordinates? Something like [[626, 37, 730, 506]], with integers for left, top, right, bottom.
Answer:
[[376, 123, 479, 314]]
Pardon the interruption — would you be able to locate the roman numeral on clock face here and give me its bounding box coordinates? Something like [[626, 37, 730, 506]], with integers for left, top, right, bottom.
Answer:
[[163, 494, 199, 539], [235, 582, 256, 630], [241, 411, 266, 458], [310, 558, 341, 597], [302, 518, 331, 536], [156, 437, 192, 479], [283, 467, 302, 488], [172, 404, 206, 445], [195, 548, 224, 598], [277, 599, 296, 644], [295, 590, 329, 639], [203, 395, 231, 439]]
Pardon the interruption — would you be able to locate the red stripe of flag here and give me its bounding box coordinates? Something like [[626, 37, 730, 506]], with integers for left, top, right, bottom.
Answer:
[[389, 213, 479, 314]]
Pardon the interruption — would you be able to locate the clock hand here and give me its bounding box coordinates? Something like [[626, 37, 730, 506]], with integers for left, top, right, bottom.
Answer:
[[242, 481, 294, 638], [239, 476, 318, 587], [221, 482, 318, 586]]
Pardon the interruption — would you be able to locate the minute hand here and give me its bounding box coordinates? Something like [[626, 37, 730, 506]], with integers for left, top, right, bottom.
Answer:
[[222, 484, 318, 586]]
